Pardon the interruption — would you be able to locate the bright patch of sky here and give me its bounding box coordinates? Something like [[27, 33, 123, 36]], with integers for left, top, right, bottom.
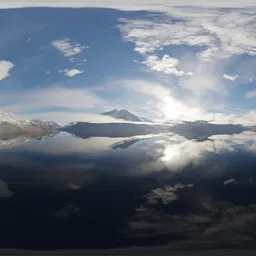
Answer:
[[0, 1, 255, 124]]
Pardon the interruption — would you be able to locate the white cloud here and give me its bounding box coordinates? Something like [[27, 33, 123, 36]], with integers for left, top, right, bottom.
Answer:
[[0, 60, 14, 80], [138, 131, 256, 173], [59, 69, 83, 77], [142, 55, 193, 76], [180, 64, 227, 95], [117, 79, 208, 120], [0, 1, 255, 9], [113, 78, 256, 124], [223, 74, 239, 81], [117, 8, 256, 61], [246, 89, 256, 99], [0, 86, 103, 112], [52, 38, 87, 57], [21, 112, 123, 124]]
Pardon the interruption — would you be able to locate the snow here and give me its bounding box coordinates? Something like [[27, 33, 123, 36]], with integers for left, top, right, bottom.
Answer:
[[102, 109, 152, 122]]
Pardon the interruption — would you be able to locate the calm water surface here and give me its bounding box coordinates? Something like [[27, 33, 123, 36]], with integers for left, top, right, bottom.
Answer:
[[0, 131, 256, 250]]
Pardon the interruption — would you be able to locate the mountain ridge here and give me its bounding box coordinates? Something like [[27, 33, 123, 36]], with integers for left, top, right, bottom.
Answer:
[[101, 109, 152, 122]]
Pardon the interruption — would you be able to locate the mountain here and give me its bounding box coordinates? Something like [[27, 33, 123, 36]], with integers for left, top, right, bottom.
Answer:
[[169, 121, 246, 141], [65, 121, 77, 127], [110, 137, 148, 149], [61, 122, 168, 139], [101, 109, 152, 122], [0, 133, 57, 150], [0, 110, 58, 140], [31, 119, 63, 129]]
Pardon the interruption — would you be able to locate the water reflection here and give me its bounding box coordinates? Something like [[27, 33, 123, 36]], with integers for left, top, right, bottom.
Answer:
[[0, 131, 255, 249]]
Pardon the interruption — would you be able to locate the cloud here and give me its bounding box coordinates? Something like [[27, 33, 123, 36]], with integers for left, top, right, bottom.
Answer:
[[53, 204, 81, 218], [0, 60, 14, 80], [52, 38, 87, 57], [21, 112, 126, 123], [112, 78, 255, 124], [142, 55, 193, 76], [0, 86, 103, 112], [117, 8, 256, 61], [0, 179, 13, 198], [0, 1, 255, 9], [145, 187, 178, 204], [145, 183, 193, 204], [59, 68, 83, 77], [116, 79, 206, 120], [223, 74, 239, 81], [223, 178, 237, 185], [179, 64, 227, 95], [246, 89, 256, 99], [137, 131, 256, 174]]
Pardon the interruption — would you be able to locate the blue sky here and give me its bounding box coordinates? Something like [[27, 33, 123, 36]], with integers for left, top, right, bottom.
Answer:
[[0, 1, 255, 124]]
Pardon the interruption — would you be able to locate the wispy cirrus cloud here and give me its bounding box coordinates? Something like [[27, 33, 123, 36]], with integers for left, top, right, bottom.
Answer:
[[52, 38, 88, 57], [117, 8, 256, 62], [58, 69, 83, 77], [1, 86, 103, 112], [0, 60, 14, 81]]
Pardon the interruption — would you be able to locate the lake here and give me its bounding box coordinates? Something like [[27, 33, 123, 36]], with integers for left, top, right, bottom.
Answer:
[[0, 131, 256, 250]]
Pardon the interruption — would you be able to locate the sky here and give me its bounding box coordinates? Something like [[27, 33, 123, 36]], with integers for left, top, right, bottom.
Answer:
[[0, 0, 255, 124]]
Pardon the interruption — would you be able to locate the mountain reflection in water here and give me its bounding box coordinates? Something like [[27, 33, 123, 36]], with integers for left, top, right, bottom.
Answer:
[[0, 131, 256, 250]]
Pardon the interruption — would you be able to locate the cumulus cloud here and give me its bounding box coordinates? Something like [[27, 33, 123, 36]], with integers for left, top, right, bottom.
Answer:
[[117, 8, 256, 61], [246, 89, 256, 99], [0, 60, 14, 80], [145, 187, 177, 204], [144, 184, 193, 204], [223, 74, 239, 81], [52, 38, 87, 57], [58, 68, 83, 77], [142, 55, 193, 76]]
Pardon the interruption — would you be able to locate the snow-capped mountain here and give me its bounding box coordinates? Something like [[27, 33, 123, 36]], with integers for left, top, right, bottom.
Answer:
[[0, 111, 62, 129], [0, 110, 19, 124], [0, 110, 60, 140], [31, 119, 63, 129], [0, 110, 35, 127], [101, 109, 152, 122], [65, 121, 77, 127]]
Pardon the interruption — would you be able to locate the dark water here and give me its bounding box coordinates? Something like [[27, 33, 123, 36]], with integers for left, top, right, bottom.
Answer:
[[0, 131, 256, 250]]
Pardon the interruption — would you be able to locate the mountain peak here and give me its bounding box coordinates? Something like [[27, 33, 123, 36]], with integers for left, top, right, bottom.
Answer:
[[101, 109, 152, 123], [0, 110, 17, 123]]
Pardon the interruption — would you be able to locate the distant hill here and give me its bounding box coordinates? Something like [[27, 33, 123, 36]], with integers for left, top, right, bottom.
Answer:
[[169, 121, 246, 141]]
